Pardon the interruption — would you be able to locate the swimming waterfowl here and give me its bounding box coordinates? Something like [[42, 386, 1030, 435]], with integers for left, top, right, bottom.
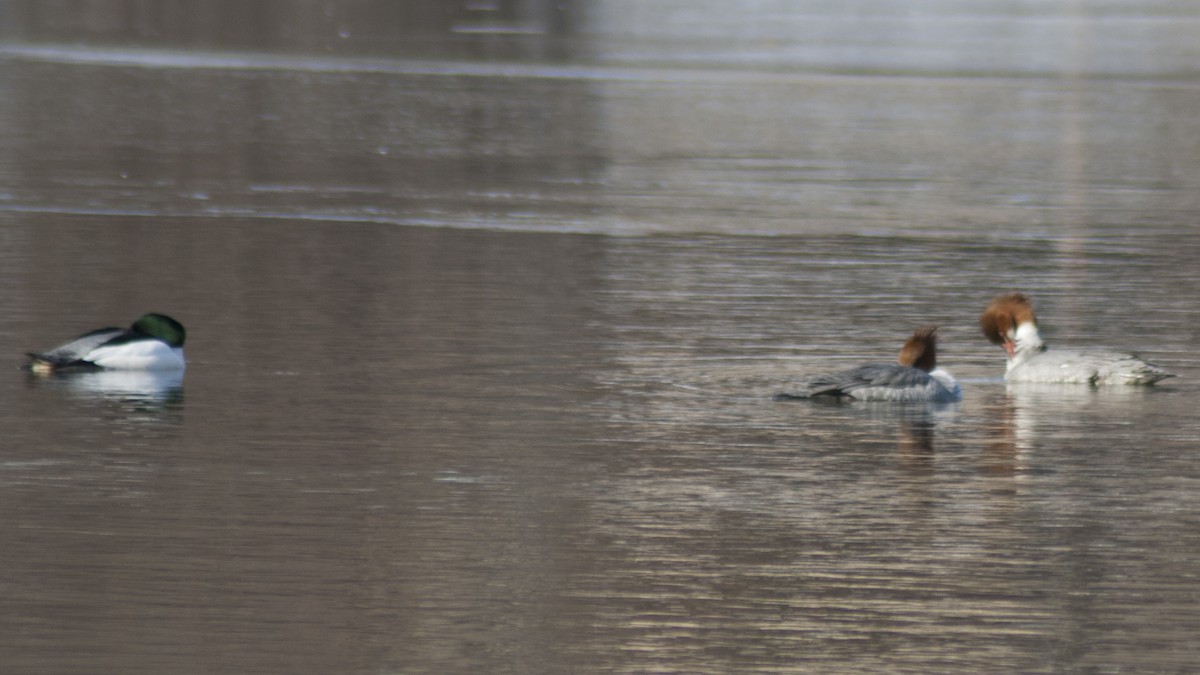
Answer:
[[980, 293, 1173, 385], [775, 326, 962, 402], [26, 313, 186, 372]]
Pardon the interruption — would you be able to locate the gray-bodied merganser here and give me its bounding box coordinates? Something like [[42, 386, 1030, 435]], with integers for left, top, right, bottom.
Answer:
[[980, 293, 1173, 385], [775, 326, 962, 402]]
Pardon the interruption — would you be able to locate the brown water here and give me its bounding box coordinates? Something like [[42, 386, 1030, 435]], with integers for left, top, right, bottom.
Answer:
[[2, 3, 1200, 674]]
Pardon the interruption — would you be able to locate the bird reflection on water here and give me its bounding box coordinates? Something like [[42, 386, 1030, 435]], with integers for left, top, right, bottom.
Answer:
[[25, 369, 185, 424]]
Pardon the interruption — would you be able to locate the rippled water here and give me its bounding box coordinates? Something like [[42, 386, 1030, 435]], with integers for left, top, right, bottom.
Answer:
[[2, 3, 1200, 674]]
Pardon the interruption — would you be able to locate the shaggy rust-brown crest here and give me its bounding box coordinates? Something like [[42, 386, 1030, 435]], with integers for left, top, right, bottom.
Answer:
[[980, 293, 1036, 345], [898, 326, 938, 372]]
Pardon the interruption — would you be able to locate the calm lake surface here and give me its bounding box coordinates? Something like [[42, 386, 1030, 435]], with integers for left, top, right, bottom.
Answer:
[[2, 3, 1200, 673]]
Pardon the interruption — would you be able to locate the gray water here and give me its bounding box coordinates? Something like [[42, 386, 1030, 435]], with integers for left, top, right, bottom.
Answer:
[[2, 3, 1200, 673]]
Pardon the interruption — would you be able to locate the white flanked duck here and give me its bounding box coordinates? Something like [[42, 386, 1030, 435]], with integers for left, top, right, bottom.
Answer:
[[26, 313, 186, 372], [980, 293, 1173, 385], [775, 326, 962, 403]]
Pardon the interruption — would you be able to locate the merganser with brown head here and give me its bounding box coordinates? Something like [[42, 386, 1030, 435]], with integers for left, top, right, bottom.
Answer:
[[980, 293, 1172, 385], [776, 326, 962, 402]]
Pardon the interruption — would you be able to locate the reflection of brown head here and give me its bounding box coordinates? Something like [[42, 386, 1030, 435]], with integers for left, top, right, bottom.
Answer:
[[980, 293, 1037, 358], [898, 326, 938, 372]]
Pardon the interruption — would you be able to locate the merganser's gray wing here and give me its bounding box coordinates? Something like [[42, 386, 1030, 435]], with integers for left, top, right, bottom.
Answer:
[[26, 326, 125, 369], [1011, 348, 1175, 385], [776, 363, 935, 399]]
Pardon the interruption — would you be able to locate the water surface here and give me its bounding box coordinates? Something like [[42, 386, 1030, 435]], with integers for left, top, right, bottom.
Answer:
[[2, 3, 1200, 673]]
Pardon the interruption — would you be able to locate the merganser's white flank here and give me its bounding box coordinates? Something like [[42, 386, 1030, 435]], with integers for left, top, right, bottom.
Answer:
[[776, 326, 962, 402], [980, 293, 1173, 385], [26, 313, 186, 372]]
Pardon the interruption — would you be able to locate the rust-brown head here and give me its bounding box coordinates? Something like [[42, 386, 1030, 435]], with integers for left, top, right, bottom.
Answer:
[[898, 326, 938, 372], [980, 292, 1039, 359]]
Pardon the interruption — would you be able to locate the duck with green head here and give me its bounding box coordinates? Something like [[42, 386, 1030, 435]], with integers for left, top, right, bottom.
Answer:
[[26, 313, 186, 373]]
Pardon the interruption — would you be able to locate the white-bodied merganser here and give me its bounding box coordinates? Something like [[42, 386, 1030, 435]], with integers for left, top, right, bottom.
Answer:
[[26, 313, 186, 372], [775, 326, 962, 402], [980, 293, 1173, 385]]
